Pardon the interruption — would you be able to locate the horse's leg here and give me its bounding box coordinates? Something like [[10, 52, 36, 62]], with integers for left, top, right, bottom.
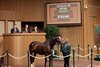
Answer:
[[32, 52, 36, 67], [30, 51, 36, 67], [49, 56, 51, 67], [45, 55, 47, 67], [30, 51, 34, 67], [49, 55, 53, 67]]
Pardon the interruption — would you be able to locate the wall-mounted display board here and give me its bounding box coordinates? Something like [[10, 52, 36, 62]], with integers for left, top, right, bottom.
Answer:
[[47, 1, 82, 26]]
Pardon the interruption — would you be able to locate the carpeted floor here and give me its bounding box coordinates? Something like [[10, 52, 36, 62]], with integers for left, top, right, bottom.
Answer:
[[1, 59, 100, 67]]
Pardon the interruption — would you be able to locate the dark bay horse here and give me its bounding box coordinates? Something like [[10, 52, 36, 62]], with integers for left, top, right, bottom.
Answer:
[[29, 36, 62, 67]]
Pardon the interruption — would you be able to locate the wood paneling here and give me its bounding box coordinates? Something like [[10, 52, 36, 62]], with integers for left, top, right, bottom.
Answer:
[[0, 0, 83, 21], [3, 33, 46, 66], [60, 27, 83, 47], [0, 0, 46, 21], [83, 0, 100, 58], [20, 0, 45, 21], [88, 0, 100, 6], [84, 0, 100, 47]]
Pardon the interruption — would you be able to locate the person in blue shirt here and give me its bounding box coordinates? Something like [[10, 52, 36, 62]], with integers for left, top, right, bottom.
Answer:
[[61, 39, 71, 67]]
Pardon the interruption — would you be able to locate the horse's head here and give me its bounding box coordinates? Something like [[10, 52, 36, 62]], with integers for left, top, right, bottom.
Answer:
[[53, 36, 62, 44], [48, 36, 62, 49]]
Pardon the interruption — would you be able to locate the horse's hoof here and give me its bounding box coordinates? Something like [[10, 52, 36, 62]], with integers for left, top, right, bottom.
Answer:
[[31, 64, 33, 67], [32, 63, 35, 67]]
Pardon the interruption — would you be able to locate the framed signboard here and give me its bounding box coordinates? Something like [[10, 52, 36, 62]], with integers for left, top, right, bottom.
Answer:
[[46, 1, 82, 26]]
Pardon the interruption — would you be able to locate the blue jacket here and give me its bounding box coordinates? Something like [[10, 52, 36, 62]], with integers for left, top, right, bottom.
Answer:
[[61, 43, 71, 55], [11, 28, 19, 33]]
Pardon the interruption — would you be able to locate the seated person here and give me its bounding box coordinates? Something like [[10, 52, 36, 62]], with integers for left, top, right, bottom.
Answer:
[[34, 26, 38, 32], [11, 24, 19, 33], [22, 24, 31, 33]]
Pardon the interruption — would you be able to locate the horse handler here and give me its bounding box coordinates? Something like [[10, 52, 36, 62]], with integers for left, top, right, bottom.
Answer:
[[61, 39, 71, 67]]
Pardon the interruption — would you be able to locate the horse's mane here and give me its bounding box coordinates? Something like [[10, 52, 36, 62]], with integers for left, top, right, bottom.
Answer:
[[43, 39, 49, 45], [30, 38, 55, 46], [43, 38, 56, 49]]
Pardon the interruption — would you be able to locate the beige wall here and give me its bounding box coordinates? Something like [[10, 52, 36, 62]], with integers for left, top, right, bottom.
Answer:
[[15, 21, 21, 32], [0, 21, 4, 35], [0, 36, 3, 57], [7, 21, 14, 33]]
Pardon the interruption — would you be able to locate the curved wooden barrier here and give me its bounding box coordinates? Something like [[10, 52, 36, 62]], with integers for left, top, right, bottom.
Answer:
[[3, 33, 46, 66]]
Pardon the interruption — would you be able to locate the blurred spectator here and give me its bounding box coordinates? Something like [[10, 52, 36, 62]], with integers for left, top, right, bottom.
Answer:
[[11, 24, 19, 33]]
